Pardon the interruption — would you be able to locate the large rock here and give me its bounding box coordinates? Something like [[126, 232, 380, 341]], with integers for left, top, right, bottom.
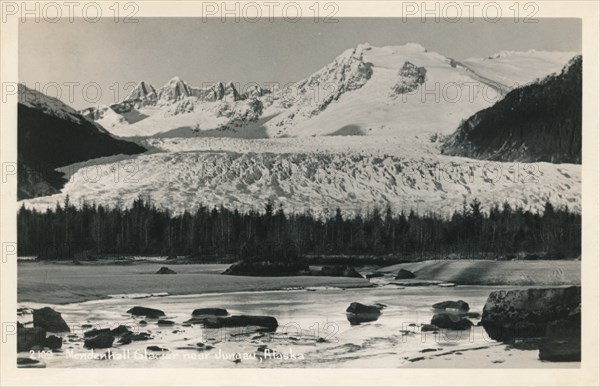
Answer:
[[84, 328, 111, 338], [190, 315, 278, 332], [395, 269, 416, 279], [84, 333, 114, 349], [345, 302, 382, 315], [320, 266, 363, 278], [431, 313, 473, 330], [147, 345, 168, 352], [223, 260, 310, 276], [17, 326, 46, 352], [33, 307, 70, 332], [43, 335, 63, 350], [192, 308, 228, 317], [118, 332, 152, 344], [481, 286, 581, 341], [421, 324, 439, 332], [346, 313, 381, 326], [539, 305, 581, 362], [432, 300, 470, 312], [156, 266, 176, 274], [345, 302, 383, 325], [111, 325, 133, 336], [126, 306, 166, 319], [17, 357, 45, 368]]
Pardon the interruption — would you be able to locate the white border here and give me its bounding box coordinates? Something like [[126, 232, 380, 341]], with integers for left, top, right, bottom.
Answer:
[[1, 1, 598, 386]]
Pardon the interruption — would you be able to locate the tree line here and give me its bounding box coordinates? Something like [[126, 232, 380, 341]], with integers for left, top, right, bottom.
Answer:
[[17, 196, 581, 261]]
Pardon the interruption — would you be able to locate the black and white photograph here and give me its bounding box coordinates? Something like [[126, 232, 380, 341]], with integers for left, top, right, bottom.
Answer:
[[1, 1, 599, 385]]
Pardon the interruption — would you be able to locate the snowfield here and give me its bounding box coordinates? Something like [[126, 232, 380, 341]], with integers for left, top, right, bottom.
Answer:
[[462, 50, 578, 92], [21, 136, 580, 217], [82, 44, 576, 139]]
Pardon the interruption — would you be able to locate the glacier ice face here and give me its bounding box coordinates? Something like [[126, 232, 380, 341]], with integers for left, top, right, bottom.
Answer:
[[20, 136, 581, 217]]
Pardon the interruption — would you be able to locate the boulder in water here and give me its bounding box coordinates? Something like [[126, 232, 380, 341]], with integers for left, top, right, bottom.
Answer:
[[126, 306, 166, 319], [17, 326, 46, 352], [432, 300, 470, 312], [539, 305, 581, 362], [111, 325, 132, 336], [192, 308, 228, 317], [129, 332, 152, 341], [17, 357, 45, 368], [117, 334, 132, 345], [196, 342, 215, 351], [421, 324, 439, 332], [346, 313, 381, 325], [84, 328, 111, 338], [84, 333, 114, 349], [320, 266, 363, 278], [146, 345, 168, 352], [346, 302, 383, 314], [395, 269, 416, 279], [223, 260, 310, 276], [345, 302, 383, 326], [33, 307, 70, 332], [431, 313, 473, 330], [156, 266, 176, 274], [195, 315, 278, 332], [43, 335, 63, 350], [481, 286, 581, 341]]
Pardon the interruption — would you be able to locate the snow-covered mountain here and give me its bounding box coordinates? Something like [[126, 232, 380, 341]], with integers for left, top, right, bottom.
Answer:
[[462, 49, 577, 93], [19, 44, 581, 216], [81, 43, 577, 139], [82, 77, 270, 136], [19, 83, 101, 129], [18, 85, 146, 200], [443, 55, 582, 164]]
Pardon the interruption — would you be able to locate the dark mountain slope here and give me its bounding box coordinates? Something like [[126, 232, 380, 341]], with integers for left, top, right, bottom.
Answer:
[[442, 55, 581, 164], [18, 103, 146, 200]]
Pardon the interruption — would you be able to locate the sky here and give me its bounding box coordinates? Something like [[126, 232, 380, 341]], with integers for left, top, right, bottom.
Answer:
[[19, 18, 581, 109]]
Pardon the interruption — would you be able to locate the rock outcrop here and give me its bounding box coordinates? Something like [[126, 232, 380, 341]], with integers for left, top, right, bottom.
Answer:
[[84, 333, 114, 349], [17, 325, 46, 352], [432, 300, 470, 312], [395, 269, 416, 280], [33, 307, 70, 332], [430, 313, 473, 330], [192, 308, 229, 317], [223, 260, 310, 277], [481, 286, 581, 341], [319, 266, 363, 278], [156, 266, 176, 274], [345, 302, 383, 325], [539, 304, 581, 362], [186, 315, 278, 332], [126, 306, 166, 319], [389, 61, 427, 97]]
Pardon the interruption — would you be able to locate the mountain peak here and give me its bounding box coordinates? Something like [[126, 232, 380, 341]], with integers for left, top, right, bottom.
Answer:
[[166, 76, 183, 84], [18, 83, 83, 123], [403, 42, 427, 52], [157, 76, 193, 102], [124, 81, 156, 102]]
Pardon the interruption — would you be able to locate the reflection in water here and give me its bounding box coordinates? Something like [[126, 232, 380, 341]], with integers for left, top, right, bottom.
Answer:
[[346, 312, 381, 326]]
